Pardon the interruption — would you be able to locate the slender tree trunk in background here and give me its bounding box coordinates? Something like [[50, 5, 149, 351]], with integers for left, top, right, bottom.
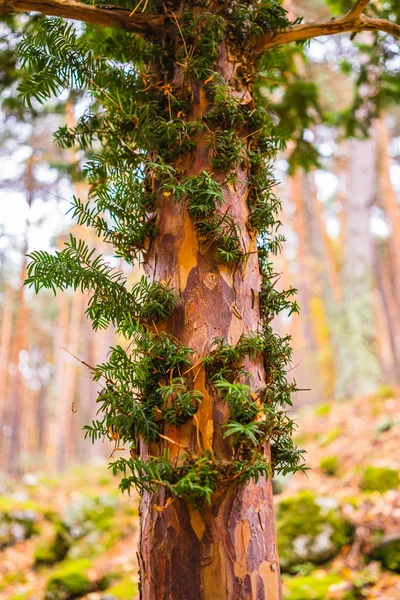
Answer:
[[337, 137, 382, 398], [305, 173, 341, 306], [36, 380, 48, 460], [289, 170, 317, 355], [302, 172, 338, 398], [56, 287, 84, 470], [0, 285, 14, 402], [7, 256, 27, 475], [373, 244, 400, 380], [76, 314, 94, 462], [375, 117, 400, 382], [138, 48, 280, 600], [52, 289, 69, 471], [375, 117, 400, 313], [76, 310, 113, 462], [0, 284, 15, 467], [374, 248, 400, 381], [20, 309, 35, 464], [333, 149, 347, 256], [7, 156, 37, 474], [288, 169, 335, 403]]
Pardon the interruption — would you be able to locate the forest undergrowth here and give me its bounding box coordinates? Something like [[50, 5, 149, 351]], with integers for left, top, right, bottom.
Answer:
[[0, 386, 399, 600]]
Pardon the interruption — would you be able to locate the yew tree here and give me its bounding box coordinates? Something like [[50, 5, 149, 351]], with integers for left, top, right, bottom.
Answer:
[[1, 0, 399, 598]]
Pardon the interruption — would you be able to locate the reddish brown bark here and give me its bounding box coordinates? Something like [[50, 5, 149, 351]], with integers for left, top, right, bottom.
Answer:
[[373, 244, 400, 381], [0, 284, 15, 460], [139, 482, 279, 600], [138, 44, 280, 600], [7, 257, 27, 475], [375, 118, 400, 313], [289, 170, 317, 354]]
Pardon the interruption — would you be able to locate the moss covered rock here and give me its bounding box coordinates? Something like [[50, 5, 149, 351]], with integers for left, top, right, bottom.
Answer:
[[61, 494, 116, 540], [369, 534, 400, 572], [283, 572, 342, 600], [34, 523, 71, 565], [0, 496, 39, 549], [44, 559, 91, 600], [360, 466, 399, 493], [319, 456, 339, 477], [276, 492, 352, 572], [103, 576, 138, 599]]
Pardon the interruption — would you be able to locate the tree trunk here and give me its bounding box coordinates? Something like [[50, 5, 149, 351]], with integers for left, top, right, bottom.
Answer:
[[375, 117, 400, 312], [289, 170, 317, 355], [139, 481, 279, 600], [139, 191, 280, 597], [7, 256, 27, 475], [336, 136, 382, 397], [55, 286, 84, 470], [373, 242, 400, 381], [0, 284, 15, 467], [52, 288, 69, 470], [138, 43, 281, 600]]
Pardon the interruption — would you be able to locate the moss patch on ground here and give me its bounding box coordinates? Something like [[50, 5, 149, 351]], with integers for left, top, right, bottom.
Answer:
[[44, 558, 92, 600], [369, 534, 400, 572], [104, 575, 138, 599], [283, 572, 342, 600], [360, 466, 399, 493], [276, 492, 352, 572], [319, 456, 339, 477]]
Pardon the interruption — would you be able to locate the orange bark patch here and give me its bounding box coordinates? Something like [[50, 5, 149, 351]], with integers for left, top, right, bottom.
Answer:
[[179, 213, 199, 292], [190, 508, 206, 541], [233, 520, 251, 579], [193, 367, 214, 450], [258, 560, 281, 600]]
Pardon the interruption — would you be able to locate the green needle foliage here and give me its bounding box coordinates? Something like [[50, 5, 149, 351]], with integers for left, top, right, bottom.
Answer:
[[19, 1, 307, 505], [26, 238, 177, 332]]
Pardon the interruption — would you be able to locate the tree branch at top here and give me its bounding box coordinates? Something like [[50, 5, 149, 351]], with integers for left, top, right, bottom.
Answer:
[[346, 0, 371, 20], [0, 0, 166, 36], [255, 0, 399, 53]]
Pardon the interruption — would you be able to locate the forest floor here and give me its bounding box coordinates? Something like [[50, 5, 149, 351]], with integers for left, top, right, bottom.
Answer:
[[0, 385, 399, 600]]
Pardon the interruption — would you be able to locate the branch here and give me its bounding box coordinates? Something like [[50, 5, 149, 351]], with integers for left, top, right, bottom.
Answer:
[[0, 0, 166, 36], [346, 0, 371, 19], [255, 3, 399, 53]]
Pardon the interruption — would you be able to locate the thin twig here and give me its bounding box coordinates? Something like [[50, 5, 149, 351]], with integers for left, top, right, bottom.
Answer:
[[183, 359, 203, 375], [193, 414, 202, 451], [158, 432, 189, 451]]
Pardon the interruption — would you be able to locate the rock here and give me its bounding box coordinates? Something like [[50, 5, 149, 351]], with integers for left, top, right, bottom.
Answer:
[[319, 456, 339, 477], [61, 495, 117, 541], [44, 559, 91, 600], [283, 571, 342, 600], [276, 492, 353, 572], [34, 523, 71, 565], [369, 533, 400, 572], [22, 472, 40, 487], [0, 499, 39, 549], [360, 466, 399, 493], [102, 576, 138, 600]]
